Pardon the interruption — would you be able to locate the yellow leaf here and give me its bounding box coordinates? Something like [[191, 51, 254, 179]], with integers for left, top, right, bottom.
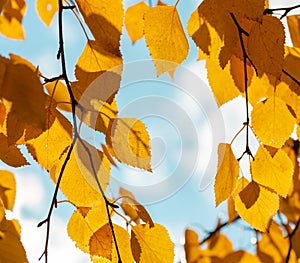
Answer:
[[125, 2, 149, 43], [184, 229, 201, 263], [214, 143, 239, 206], [67, 200, 108, 253], [76, 41, 122, 76], [257, 221, 292, 263], [106, 118, 151, 171], [0, 55, 46, 129], [75, 0, 123, 55], [234, 178, 279, 231], [207, 233, 233, 258], [119, 187, 154, 227], [0, 219, 28, 263], [251, 96, 295, 148], [251, 146, 293, 197], [144, 5, 189, 75], [26, 99, 72, 171], [223, 250, 261, 263], [0, 133, 28, 167], [248, 16, 285, 77], [45, 80, 72, 112], [0, 100, 5, 126], [0, 170, 16, 211], [227, 197, 237, 223], [0, 0, 26, 40], [89, 223, 112, 260], [287, 15, 300, 48], [131, 223, 174, 263], [50, 140, 110, 207], [0, 199, 5, 223], [36, 0, 58, 26]]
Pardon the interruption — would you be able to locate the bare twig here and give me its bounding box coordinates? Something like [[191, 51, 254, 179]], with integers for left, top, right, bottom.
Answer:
[[264, 4, 300, 19]]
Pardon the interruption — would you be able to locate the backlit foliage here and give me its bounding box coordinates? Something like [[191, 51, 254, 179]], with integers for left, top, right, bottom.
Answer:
[[1, 0, 300, 262]]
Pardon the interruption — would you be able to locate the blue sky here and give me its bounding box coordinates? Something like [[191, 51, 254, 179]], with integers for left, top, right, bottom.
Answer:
[[1, 0, 299, 262]]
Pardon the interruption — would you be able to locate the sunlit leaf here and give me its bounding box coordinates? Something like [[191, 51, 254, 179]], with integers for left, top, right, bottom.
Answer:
[[214, 143, 239, 206], [0, 199, 4, 223], [0, 0, 26, 40], [106, 118, 151, 171], [227, 197, 237, 223], [36, 0, 58, 26], [184, 229, 201, 263], [0, 170, 15, 211], [0, 219, 28, 262], [125, 2, 149, 43], [251, 96, 295, 148], [223, 250, 261, 263], [251, 146, 293, 197], [234, 178, 279, 231], [248, 16, 285, 77], [144, 5, 188, 75], [131, 223, 174, 263], [292, 223, 300, 259], [287, 15, 300, 48]]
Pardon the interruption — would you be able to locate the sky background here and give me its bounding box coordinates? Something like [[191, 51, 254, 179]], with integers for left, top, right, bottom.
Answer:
[[1, 0, 300, 262]]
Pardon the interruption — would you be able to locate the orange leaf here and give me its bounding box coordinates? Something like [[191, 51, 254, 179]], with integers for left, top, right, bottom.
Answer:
[[0, 133, 28, 167], [291, 223, 300, 258], [251, 96, 295, 148], [184, 229, 200, 263], [234, 178, 279, 231], [36, 0, 58, 26], [125, 2, 149, 43], [287, 15, 300, 48], [248, 16, 285, 77], [106, 118, 151, 171], [0, 170, 16, 211], [251, 146, 293, 197], [0, 0, 26, 40], [144, 5, 189, 75], [0, 199, 4, 223], [214, 143, 239, 206]]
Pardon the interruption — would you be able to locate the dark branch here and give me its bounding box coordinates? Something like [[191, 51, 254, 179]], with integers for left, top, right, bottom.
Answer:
[[264, 4, 300, 19]]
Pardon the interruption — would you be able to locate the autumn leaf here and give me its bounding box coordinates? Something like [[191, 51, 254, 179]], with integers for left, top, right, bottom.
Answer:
[[251, 96, 295, 148], [222, 250, 261, 263], [75, 0, 123, 55], [234, 178, 279, 231], [125, 2, 149, 43], [184, 229, 201, 263], [131, 223, 174, 263], [0, 170, 16, 211], [144, 5, 188, 75], [291, 223, 300, 259], [0, 0, 8, 13], [0, 133, 28, 167], [227, 197, 237, 223], [287, 15, 300, 48], [119, 187, 154, 227], [248, 16, 285, 78], [0, 101, 5, 126], [106, 118, 151, 171], [0, 219, 28, 262], [251, 146, 293, 197], [36, 0, 58, 26], [214, 143, 239, 206], [0, 55, 46, 129], [0, 0, 26, 40], [0, 199, 4, 223]]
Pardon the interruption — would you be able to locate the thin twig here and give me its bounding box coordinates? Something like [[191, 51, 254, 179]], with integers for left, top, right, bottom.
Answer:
[[264, 4, 300, 19]]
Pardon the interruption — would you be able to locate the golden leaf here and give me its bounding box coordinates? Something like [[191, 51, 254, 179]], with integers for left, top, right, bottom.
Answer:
[[0, 219, 28, 263], [251, 96, 295, 148], [50, 140, 110, 207], [214, 143, 239, 206], [26, 100, 72, 171], [223, 251, 261, 263], [144, 5, 188, 75], [0, 0, 26, 40], [0, 133, 28, 167], [0, 199, 4, 223], [227, 197, 237, 223], [292, 224, 300, 259], [251, 146, 293, 197], [131, 223, 174, 263], [0, 170, 16, 211], [106, 118, 151, 171], [248, 16, 285, 77], [234, 178, 279, 231], [125, 2, 149, 43], [75, 0, 123, 54], [36, 0, 58, 26], [184, 229, 200, 263], [45, 80, 72, 112], [287, 15, 300, 48]]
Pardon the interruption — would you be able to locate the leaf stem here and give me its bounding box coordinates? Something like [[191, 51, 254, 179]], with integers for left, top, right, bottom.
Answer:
[[264, 4, 300, 19]]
